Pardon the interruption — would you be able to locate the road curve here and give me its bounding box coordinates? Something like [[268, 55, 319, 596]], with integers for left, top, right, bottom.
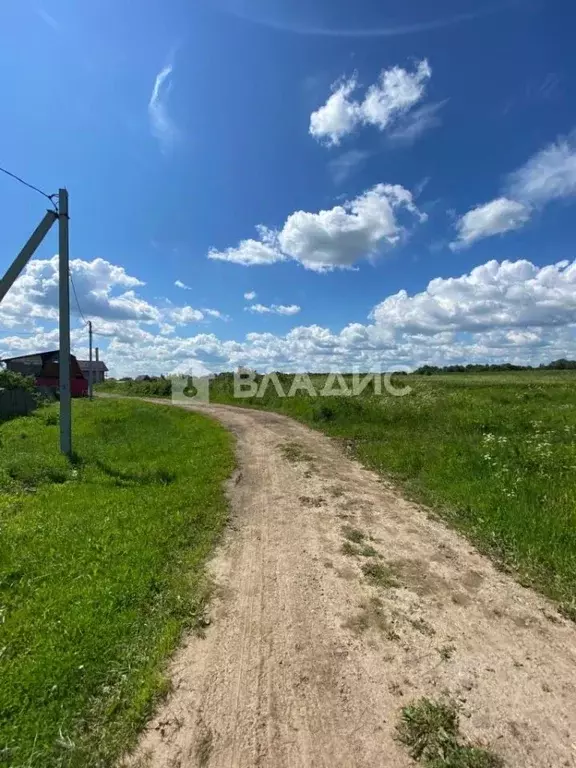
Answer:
[[125, 399, 576, 768]]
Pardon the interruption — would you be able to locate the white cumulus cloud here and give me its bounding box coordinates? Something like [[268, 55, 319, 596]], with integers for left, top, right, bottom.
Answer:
[[168, 306, 205, 324], [246, 304, 301, 315], [0, 256, 224, 333], [0, 255, 156, 325], [244, 291, 257, 300], [202, 308, 228, 320], [4, 257, 576, 377], [449, 198, 531, 250], [209, 183, 425, 272], [309, 60, 433, 146], [309, 76, 361, 147], [174, 280, 191, 290], [370, 258, 576, 333], [208, 226, 284, 267]]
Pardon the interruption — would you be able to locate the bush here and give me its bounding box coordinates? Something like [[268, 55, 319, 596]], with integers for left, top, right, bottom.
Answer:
[[0, 369, 36, 392], [313, 404, 336, 422]]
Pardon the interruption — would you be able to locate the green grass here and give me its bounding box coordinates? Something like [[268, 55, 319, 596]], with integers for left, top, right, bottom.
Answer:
[[0, 399, 234, 767], [210, 371, 576, 614], [359, 544, 380, 558], [396, 698, 502, 767], [96, 379, 171, 398]]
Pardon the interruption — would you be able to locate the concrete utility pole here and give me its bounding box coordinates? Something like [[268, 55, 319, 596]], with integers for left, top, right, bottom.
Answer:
[[0, 183, 72, 456], [58, 188, 72, 456], [88, 320, 93, 400]]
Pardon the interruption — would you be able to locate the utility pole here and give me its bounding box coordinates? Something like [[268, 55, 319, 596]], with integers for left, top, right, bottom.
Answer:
[[88, 320, 93, 400], [58, 189, 72, 456], [0, 185, 72, 456]]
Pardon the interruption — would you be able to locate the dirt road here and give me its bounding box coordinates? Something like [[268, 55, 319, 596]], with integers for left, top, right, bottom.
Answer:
[[127, 400, 576, 768]]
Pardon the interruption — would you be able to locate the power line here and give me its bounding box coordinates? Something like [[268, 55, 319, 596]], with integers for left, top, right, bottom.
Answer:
[[0, 165, 58, 210], [69, 272, 88, 325]]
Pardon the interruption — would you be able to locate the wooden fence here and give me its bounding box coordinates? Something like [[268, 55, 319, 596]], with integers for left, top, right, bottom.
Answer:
[[0, 388, 38, 421]]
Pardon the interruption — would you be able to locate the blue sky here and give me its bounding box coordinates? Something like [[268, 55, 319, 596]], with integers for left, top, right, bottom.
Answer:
[[1, 0, 576, 374]]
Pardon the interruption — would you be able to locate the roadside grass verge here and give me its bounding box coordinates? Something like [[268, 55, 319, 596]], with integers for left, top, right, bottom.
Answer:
[[0, 398, 234, 767], [210, 371, 576, 615]]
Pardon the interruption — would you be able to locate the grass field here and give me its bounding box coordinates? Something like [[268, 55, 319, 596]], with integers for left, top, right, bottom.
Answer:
[[209, 370, 576, 618], [0, 398, 234, 767]]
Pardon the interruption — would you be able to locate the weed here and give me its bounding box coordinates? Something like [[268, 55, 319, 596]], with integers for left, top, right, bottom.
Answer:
[[344, 598, 400, 641], [341, 541, 360, 556], [361, 560, 398, 588], [313, 404, 336, 422], [438, 645, 457, 661], [359, 544, 380, 558], [396, 698, 502, 767], [299, 495, 325, 507], [195, 726, 213, 767], [409, 617, 436, 636], [280, 442, 312, 463], [41, 411, 59, 426], [341, 525, 365, 544]]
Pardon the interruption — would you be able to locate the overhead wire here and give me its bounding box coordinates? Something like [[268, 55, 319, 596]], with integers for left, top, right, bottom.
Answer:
[[69, 272, 88, 326], [0, 168, 118, 347], [0, 164, 58, 210], [0, 168, 108, 372]]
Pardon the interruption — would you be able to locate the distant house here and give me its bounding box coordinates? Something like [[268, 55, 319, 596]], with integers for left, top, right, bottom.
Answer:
[[1, 350, 88, 397], [77, 360, 108, 384]]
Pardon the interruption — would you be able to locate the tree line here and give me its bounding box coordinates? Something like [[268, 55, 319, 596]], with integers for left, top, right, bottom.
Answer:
[[414, 359, 576, 375]]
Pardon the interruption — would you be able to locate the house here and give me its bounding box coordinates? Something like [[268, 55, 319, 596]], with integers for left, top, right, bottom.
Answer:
[[77, 360, 108, 384], [1, 350, 88, 397]]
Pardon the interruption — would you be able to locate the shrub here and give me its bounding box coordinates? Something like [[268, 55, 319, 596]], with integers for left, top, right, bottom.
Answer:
[[0, 369, 36, 392]]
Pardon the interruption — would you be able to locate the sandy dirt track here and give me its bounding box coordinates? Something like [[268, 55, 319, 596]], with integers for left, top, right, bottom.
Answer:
[[126, 400, 576, 768]]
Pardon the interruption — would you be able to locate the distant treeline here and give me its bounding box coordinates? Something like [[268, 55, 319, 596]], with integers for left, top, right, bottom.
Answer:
[[414, 359, 576, 375]]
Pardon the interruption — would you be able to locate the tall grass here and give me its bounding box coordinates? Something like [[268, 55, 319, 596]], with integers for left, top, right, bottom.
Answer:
[[96, 378, 171, 398], [0, 399, 234, 766]]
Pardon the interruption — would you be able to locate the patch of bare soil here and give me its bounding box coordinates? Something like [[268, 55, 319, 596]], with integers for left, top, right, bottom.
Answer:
[[125, 401, 576, 768]]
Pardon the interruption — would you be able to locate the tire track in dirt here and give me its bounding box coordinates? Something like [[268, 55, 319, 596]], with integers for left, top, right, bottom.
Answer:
[[124, 400, 576, 768]]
